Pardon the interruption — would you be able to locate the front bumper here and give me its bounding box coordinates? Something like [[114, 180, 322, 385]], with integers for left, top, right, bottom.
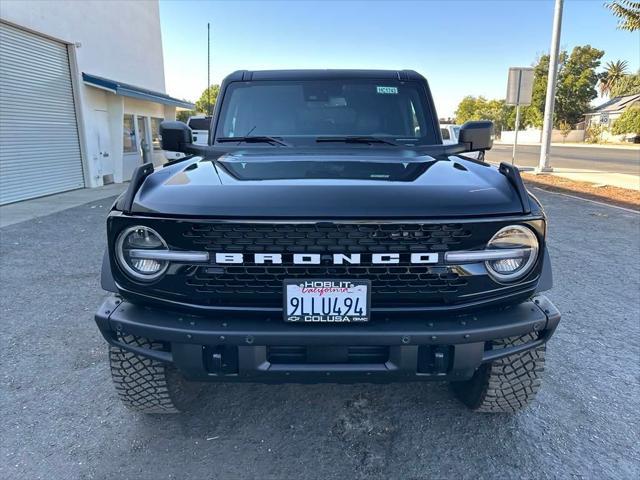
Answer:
[[95, 295, 560, 383]]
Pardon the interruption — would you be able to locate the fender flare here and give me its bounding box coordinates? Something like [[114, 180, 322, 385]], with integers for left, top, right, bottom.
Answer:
[[101, 249, 118, 293], [535, 246, 553, 293]]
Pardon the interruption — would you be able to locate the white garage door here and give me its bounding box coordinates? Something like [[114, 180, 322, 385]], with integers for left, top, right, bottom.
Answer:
[[0, 22, 84, 205]]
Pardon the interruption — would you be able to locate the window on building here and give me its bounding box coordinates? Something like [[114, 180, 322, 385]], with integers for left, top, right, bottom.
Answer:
[[137, 116, 149, 151], [151, 117, 163, 150], [123, 114, 136, 153]]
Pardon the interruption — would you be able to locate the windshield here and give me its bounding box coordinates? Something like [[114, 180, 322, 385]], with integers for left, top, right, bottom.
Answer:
[[215, 80, 437, 145]]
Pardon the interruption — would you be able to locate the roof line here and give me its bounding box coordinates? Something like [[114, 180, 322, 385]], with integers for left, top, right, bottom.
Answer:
[[82, 73, 195, 109]]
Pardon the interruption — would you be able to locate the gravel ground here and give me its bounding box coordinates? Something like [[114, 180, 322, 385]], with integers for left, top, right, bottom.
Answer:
[[1, 190, 639, 480], [522, 174, 639, 212]]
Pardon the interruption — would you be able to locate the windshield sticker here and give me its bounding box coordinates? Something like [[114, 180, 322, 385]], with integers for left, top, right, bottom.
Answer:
[[376, 86, 398, 94]]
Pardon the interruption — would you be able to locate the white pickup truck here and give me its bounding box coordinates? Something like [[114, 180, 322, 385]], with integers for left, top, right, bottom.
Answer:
[[440, 124, 461, 145], [441, 124, 484, 160], [187, 115, 212, 146]]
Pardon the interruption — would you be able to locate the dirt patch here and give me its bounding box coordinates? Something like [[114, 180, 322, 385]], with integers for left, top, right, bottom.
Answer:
[[331, 394, 397, 479], [522, 173, 640, 211]]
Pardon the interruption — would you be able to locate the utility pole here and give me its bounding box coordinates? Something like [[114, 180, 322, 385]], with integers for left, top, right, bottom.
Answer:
[[537, 0, 564, 173], [207, 22, 211, 115]]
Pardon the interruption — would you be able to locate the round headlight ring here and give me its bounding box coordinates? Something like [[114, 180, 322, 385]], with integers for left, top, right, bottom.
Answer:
[[115, 225, 169, 282], [485, 225, 539, 283]]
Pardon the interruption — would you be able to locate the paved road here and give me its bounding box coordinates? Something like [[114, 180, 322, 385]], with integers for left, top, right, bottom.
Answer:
[[2, 192, 639, 479], [487, 144, 639, 175]]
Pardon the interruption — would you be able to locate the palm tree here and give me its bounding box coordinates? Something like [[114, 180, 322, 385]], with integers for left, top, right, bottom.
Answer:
[[599, 60, 630, 96], [605, 1, 640, 31]]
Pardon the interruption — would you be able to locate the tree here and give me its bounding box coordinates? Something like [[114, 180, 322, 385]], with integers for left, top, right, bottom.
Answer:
[[176, 110, 195, 123], [558, 120, 572, 142], [605, 1, 640, 31], [554, 45, 604, 126], [454, 96, 514, 134], [454, 45, 604, 131], [611, 106, 640, 135], [599, 60, 629, 96], [521, 53, 559, 128], [518, 47, 602, 128], [485, 99, 515, 133], [454, 95, 483, 124], [610, 72, 640, 97], [194, 84, 220, 114]]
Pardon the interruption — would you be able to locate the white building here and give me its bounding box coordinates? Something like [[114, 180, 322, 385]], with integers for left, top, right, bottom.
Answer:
[[0, 0, 193, 205], [584, 94, 640, 129]]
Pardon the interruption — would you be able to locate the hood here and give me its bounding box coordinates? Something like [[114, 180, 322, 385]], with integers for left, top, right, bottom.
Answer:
[[131, 148, 525, 218]]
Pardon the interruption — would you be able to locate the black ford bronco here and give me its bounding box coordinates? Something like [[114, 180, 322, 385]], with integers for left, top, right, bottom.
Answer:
[[95, 70, 560, 414]]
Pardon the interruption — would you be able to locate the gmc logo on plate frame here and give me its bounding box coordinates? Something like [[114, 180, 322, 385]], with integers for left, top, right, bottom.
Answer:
[[213, 253, 439, 265]]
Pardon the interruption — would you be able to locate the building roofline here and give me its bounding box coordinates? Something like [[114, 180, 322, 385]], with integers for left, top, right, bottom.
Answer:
[[588, 93, 640, 114], [82, 73, 195, 109]]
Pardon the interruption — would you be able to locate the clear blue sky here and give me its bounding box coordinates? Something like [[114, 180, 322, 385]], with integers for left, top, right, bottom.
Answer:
[[159, 0, 639, 117]]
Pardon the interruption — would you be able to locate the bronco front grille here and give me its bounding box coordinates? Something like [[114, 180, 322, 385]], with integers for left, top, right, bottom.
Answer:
[[110, 218, 543, 310], [173, 222, 482, 308]]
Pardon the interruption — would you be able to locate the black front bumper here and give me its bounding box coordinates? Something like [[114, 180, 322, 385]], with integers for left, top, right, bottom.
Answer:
[[95, 295, 560, 383]]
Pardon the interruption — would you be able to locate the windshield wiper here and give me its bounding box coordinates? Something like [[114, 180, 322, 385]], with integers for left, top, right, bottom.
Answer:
[[316, 136, 398, 146], [217, 136, 289, 146]]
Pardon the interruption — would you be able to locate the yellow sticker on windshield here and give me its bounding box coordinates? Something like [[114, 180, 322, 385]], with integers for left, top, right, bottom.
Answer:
[[376, 86, 398, 94]]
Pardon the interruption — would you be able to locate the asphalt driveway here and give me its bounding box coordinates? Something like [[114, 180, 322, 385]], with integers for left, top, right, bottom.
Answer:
[[1, 190, 639, 480]]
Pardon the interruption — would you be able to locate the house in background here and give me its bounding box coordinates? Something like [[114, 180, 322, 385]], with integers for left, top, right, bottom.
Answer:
[[0, 1, 193, 205], [584, 93, 640, 140]]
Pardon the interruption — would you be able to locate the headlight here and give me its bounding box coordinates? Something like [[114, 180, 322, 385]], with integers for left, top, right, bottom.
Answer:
[[485, 225, 539, 282], [115, 226, 169, 281]]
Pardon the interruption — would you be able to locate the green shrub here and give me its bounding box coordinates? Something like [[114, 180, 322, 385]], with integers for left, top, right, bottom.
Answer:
[[585, 124, 605, 143], [558, 121, 572, 142], [611, 106, 640, 135]]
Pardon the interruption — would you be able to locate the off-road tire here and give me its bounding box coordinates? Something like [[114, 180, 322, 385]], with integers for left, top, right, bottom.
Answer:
[[451, 333, 546, 413], [109, 334, 199, 414]]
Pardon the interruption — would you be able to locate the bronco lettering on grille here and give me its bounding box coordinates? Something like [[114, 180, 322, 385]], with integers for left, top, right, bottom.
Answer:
[[213, 253, 439, 265]]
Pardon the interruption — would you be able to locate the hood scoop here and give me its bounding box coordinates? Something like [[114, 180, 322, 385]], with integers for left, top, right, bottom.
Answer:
[[216, 157, 437, 182]]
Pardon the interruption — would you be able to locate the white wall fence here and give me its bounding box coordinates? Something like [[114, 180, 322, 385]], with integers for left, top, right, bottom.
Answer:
[[500, 129, 585, 143]]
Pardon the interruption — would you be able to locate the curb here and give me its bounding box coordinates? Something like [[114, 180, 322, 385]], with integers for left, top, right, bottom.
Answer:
[[494, 142, 639, 150]]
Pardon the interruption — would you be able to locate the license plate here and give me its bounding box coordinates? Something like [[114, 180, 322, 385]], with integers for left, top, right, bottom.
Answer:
[[284, 279, 371, 323]]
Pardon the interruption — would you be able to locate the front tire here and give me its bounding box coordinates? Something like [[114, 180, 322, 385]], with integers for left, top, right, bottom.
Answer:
[[451, 333, 546, 413], [109, 334, 199, 414]]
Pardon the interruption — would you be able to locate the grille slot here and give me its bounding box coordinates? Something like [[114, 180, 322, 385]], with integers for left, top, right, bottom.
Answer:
[[186, 265, 468, 300], [267, 346, 390, 364], [183, 223, 472, 253]]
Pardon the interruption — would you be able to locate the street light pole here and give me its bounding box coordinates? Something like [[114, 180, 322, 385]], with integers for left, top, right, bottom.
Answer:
[[537, 0, 564, 173]]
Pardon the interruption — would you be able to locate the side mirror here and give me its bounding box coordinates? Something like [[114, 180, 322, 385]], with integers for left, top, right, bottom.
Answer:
[[458, 121, 494, 152], [159, 121, 192, 153]]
